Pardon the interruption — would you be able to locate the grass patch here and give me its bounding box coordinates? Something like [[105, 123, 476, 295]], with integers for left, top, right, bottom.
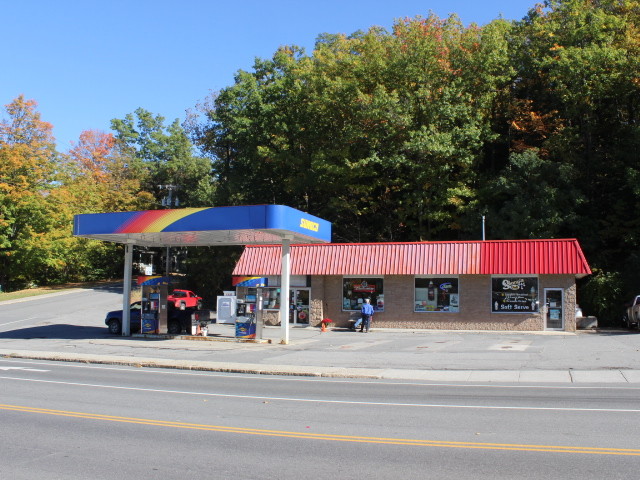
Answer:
[[0, 280, 122, 302]]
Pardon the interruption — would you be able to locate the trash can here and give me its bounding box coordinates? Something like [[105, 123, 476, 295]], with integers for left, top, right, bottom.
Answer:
[[189, 310, 212, 335], [235, 315, 256, 339], [141, 313, 158, 334]]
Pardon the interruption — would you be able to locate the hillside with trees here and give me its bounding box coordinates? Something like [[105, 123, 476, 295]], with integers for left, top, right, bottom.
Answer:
[[1, 0, 638, 323]]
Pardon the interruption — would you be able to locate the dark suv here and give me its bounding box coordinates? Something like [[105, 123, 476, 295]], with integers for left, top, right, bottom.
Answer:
[[104, 302, 188, 335]]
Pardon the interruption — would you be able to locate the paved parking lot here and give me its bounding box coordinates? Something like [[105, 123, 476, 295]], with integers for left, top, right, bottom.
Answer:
[[2, 287, 639, 382]]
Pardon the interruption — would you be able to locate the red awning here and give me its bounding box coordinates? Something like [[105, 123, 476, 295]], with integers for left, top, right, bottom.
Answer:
[[232, 239, 591, 277]]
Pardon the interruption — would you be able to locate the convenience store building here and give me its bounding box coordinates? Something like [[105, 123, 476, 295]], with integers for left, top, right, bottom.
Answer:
[[232, 238, 591, 332]]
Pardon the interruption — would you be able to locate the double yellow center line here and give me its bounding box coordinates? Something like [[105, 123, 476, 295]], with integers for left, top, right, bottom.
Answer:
[[2, 403, 638, 456]]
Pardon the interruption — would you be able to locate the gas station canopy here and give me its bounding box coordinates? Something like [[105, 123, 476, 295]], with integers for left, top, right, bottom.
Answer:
[[73, 204, 331, 246], [73, 204, 331, 344]]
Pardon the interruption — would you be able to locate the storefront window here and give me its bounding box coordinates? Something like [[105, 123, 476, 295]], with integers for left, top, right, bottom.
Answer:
[[491, 277, 539, 313], [415, 277, 459, 312], [343, 277, 384, 311], [245, 277, 309, 311], [259, 287, 280, 310]]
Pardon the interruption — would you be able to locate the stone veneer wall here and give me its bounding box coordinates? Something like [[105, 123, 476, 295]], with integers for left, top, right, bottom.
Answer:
[[310, 275, 325, 326], [541, 274, 577, 332]]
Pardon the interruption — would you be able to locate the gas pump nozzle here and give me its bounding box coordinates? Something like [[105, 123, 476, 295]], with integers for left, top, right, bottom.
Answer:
[[236, 299, 247, 317]]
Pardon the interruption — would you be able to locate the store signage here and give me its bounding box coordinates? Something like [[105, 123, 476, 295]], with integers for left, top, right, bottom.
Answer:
[[491, 277, 538, 313], [353, 280, 376, 293], [300, 218, 319, 232]]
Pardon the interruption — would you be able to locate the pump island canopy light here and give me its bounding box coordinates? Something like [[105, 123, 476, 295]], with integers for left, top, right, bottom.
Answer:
[[73, 204, 332, 343]]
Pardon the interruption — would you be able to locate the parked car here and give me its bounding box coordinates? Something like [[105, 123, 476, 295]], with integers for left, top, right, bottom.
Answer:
[[104, 301, 191, 335], [623, 295, 640, 329], [167, 289, 203, 310]]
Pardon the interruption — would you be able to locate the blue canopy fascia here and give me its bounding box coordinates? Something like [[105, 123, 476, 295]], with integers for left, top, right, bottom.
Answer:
[[73, 204, 331, 246]]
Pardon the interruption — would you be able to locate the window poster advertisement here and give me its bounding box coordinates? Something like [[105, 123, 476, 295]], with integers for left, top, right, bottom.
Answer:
[[415, 277, 459, 312], [491, 277, 539, 313], [343, 278, 384, 311]]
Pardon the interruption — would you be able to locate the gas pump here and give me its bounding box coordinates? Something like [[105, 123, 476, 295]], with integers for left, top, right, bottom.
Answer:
[[141, 285, 168, 334], [235, 299, 256, 339]]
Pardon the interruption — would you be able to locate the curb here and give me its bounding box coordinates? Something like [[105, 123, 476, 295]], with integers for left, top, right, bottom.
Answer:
[[131, 333, 272, 343], [3, 349, 640, 384], [0, 350, 382, 379]]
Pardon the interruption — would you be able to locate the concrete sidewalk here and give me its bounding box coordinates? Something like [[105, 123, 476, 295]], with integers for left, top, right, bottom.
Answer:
[[2, 322, 640, 384]]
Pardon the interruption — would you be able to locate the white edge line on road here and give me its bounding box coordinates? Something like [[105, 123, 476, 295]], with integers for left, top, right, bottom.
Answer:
[[2, 375, 640, 413], [1, 358, 639, 391], [0, 317, 42, 327]]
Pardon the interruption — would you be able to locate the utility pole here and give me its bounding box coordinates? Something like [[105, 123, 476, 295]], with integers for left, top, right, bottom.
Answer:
[[482, 215, 486, 241]]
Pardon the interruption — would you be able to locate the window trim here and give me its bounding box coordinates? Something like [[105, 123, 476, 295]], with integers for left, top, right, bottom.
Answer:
[[414, 275, 460, 313], [342, 276, 384, 312], [490, 275, 539, 314]]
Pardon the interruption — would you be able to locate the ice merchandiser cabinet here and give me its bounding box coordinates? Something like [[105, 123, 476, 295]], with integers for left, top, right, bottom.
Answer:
[[216, 295, 236, 324]]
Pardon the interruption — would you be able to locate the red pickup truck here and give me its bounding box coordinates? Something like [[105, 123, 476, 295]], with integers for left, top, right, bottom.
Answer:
[[167, 289, 203, 310]]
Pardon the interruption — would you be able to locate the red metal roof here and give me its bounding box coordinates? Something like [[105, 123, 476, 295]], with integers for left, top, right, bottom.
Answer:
[[232, 239, 591, 277]]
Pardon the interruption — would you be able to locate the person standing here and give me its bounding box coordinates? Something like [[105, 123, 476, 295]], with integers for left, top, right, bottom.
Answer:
[[360, 298, 374, 333]]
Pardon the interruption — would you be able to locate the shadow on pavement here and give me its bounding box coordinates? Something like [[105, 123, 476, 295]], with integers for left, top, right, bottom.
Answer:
[[85, 282, 124, 294], [0, 322, 244, 342], [586, 328, 640, 336], [0, 324, 117, 340]]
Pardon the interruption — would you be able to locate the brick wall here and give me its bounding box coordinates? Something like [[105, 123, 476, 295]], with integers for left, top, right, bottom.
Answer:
[[238, 274, 578, 331], [309, 274, 577, 331]]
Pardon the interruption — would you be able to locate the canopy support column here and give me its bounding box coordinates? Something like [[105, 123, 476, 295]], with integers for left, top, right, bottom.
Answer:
[[122, 242, 134, 336], [280, 236, 292, 344]]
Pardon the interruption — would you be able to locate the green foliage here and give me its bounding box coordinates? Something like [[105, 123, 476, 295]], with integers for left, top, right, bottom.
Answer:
[[505, 0, 640, 309], [196, 14, 513, 241], [0, 96, 61, 289], [579, 269, 624, 326], [111, 108, 214, 208], [481, 149, 584, 239]]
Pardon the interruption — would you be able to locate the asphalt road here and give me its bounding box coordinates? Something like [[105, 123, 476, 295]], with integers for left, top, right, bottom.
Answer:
[[1, 358, 640, 479]]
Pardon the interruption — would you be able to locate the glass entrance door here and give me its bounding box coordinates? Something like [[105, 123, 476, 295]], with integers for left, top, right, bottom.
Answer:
[[289, 288, 310, 325], [544, 289, 564, 330]]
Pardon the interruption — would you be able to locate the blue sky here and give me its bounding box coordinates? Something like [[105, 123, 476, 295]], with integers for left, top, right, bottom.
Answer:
[[3, 0, 537, 150]]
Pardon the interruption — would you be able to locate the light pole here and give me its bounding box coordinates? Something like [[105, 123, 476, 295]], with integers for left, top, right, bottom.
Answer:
[[158, 184, 179, 276], [482, 215, 486, 241]]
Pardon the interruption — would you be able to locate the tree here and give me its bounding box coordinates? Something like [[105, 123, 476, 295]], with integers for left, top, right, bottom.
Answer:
[[481, 149, 584, 239], [65, 129, 155, 213], [0, 96, 60, 289], [58, 130, 156, 281], [195, 14, 515, 242], [111, 108, 213, 207]]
